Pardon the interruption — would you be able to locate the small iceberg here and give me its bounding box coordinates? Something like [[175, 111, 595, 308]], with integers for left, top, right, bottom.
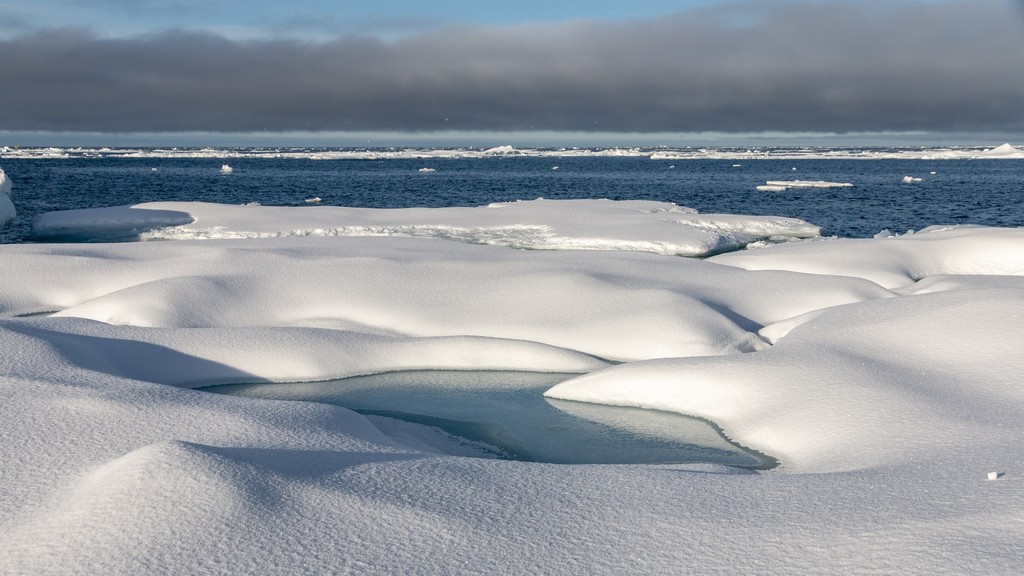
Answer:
[[902, 176, 923, 184], [220, 164, 234, 174], [418, 167, 436, 173], [304, 197, 322, 204], [980, 143, 1024, 158]]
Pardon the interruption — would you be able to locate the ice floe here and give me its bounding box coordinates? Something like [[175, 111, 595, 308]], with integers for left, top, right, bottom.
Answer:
[[757, 180, 854, 191], [30, 199, 820, 256]]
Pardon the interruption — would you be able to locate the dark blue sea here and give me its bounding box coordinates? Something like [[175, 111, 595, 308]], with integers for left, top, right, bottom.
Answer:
[[2, 149, 1022, 244]]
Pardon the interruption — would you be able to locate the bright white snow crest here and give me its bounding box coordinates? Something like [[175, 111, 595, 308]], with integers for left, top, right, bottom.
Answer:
[[5, 197, 1024, 573], [0, 166, 14, 225]]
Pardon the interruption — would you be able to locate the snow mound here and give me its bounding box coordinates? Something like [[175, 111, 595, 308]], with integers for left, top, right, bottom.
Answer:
[[710, 225, 1024, 289], [546, 287, 1024, 472]]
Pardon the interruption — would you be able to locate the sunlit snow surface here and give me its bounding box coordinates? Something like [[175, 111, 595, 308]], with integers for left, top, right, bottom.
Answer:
[[4, 198, 1024, 573]]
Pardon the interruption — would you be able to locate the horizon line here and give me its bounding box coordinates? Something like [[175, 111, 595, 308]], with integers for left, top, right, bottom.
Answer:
[[2, 130, 1023, 149]]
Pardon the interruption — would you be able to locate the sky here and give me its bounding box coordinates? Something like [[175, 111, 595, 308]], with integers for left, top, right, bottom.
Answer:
[[1, 0, 1023, 146]]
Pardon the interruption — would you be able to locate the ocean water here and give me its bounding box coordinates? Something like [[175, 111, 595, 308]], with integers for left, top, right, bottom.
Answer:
[[2, 149, 1023, 243]]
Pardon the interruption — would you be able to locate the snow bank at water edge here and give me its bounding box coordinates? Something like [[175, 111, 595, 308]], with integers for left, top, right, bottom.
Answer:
[[0, 166, 14, 226]]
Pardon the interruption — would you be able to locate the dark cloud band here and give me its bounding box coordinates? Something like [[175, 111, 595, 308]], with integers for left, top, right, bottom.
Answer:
[[2, 0, 1022, 134]]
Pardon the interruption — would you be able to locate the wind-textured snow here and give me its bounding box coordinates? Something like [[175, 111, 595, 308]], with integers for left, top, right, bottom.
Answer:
[[4, 198, 1024, 574]]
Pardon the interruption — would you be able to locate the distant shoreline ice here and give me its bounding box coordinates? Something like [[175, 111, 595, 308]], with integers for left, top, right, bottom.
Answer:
[[3, 143, 1023, 160]]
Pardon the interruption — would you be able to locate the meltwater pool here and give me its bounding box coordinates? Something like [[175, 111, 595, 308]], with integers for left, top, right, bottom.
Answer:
[[204, 370, 772, 467]]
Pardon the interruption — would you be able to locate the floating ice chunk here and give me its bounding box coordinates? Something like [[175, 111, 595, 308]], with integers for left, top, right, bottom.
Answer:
[[759, 180, 853, 191], [0, 166, 14, 226], [552, 166, 559, 171], [902, 176, 923, 183], [220, 164, 233, 174], [418, 167, 436, 173], [766, 180, 853, 189], [304, 197, 322, 204]]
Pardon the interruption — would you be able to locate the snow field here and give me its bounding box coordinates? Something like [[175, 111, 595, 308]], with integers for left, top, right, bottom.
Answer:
[[3, 199, 1024, 574]]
